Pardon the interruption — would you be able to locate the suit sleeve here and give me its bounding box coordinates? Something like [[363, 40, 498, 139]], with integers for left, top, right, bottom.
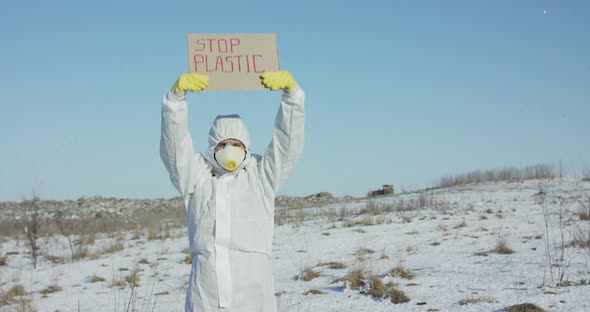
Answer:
[[160, 91, 210, 198], [259, 86, 305, 194]]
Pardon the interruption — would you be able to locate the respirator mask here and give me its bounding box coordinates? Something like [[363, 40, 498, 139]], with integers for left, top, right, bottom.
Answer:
[[214, 144, 246, 171]]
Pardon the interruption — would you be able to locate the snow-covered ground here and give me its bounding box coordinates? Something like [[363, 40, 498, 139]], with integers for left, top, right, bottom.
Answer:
[[2, 178, 590, 311]]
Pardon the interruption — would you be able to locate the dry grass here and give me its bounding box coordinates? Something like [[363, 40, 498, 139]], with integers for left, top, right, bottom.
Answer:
[[304, 289, 324, 295], [110, 279, 127, 288], [453, 219, 467, 229], [506, 303, 545, 312], [458, 296, 497, 305], [345, 269, 366, 290], [40, 284, 62, 295], [89, 274, 106, 283], [578, 205, 590, 221], [355, 248, 375, 256], [103, 241, 124, 254], [389, 264, 415, 280], [439, 164, 555, 188], [388, 287, 410, 304], [1, 284, 28, 305], [126, 267, 141, 287], [296, 267, 320, 282], [0, 204, 186, 239], [317, 261, 347, 270], [363, 275, 387, 297], [493, 238, 515, 254], [436, 224, 448, 232], [182, 247, 192, 264]]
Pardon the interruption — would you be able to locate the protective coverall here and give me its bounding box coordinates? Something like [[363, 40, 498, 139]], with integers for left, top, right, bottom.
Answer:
[[160, 85, 305, 312]]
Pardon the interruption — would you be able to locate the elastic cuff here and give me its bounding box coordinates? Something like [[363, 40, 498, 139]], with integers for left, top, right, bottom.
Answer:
[[167, 89, 186, 101], [284, 85, 303, 97]]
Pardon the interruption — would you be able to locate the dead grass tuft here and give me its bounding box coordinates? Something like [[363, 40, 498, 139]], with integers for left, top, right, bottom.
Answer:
[[304, 289, 324, 295], [89, 274, 106, 283], [389, 264, 415, 280], [355, 248, 375, 256], [458, 296, 497, 305], [493, 238, 515, 254], [1, 284, 28, 305], [388, 287, 410, 304], [317, 261, 347, 270], [363, 275, 387, 297], [40, 284, 62, 294], [296, 267, 320, 282], [506, 303, 545, 312], [126, 267, 141, 287], [578, 208, 590, 221], [345, 269, 366, 290], [453, 219, 467, 229], [103, 241, 124, 254]]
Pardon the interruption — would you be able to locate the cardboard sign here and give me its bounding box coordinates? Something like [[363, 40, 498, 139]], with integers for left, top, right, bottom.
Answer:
[[187, 33, 280, 91]]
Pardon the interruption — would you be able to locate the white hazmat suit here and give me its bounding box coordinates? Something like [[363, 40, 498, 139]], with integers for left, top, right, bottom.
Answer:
[[160, 86, 305, 312]]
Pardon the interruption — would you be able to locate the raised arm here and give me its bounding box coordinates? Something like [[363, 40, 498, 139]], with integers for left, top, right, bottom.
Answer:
[[259, 71, 305, 193], [160, 73, 211, 198]]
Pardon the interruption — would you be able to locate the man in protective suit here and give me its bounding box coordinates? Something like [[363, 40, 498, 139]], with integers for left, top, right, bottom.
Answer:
[[160, 71, 304, 312]]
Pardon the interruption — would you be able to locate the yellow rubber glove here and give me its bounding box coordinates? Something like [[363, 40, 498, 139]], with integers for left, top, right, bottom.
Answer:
[[260, 71, 298, 91], [171, 73, 209, 93]]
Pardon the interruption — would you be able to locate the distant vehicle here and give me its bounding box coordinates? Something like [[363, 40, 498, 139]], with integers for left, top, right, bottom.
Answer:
[[368, 184, 394, 197]]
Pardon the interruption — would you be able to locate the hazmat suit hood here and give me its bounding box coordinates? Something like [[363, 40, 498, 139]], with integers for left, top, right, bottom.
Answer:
[[205, 114, 251, 175]]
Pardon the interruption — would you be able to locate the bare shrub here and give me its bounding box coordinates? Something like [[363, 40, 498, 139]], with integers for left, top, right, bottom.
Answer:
[[439, 164, 555, 188], [539, 192, 576, 286], [53, 212, 79, 262], [0, 256, 7, 266], [1, 201, 187, 240], [20, 196, 43, 269]]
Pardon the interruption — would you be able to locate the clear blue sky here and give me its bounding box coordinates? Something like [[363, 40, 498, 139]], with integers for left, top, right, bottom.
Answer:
[[1, 0, 588, 201]]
